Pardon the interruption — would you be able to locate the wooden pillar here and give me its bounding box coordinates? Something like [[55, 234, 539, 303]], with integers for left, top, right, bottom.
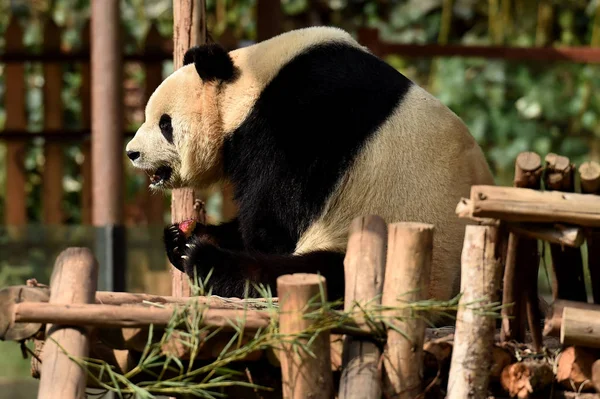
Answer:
[[544, 153, 587, 302], [37, 248, 98, 399], [447, 224, 503, 399], [501, 151, 543, 351], [339, 215, 387, 399], [277, 273, 334, 399], [4, 18, 27, 227], [170, 0, 208, 298], [381, 222, 434, 399], [579, 161, 600, 304], [42, 19, 65, 225], [91, 0, 126, 291]]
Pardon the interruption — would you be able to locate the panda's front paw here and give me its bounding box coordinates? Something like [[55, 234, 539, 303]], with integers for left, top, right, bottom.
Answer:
[[180, 238, 250, 297], [163, 223, 188, 271]]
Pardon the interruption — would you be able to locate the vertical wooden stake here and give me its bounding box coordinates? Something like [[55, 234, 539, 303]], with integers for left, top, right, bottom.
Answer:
[[171, 0, 207, 297], [339, 215, 387, 399], [544, 153, 587, 302], [381, 222, 434, 399], [4, 18, 27, 226], [37, 248, 98, 399], [579, 161, 600, 305], [277, 273, 334, 399], [501, 151, 543, 352], [447, 225, 503, 399], [42, 18, 65, 224]]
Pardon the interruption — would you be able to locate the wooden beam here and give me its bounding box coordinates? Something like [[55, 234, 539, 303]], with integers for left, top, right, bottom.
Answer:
[[358, 27, 600, 64], [461, 185, 600, 227]]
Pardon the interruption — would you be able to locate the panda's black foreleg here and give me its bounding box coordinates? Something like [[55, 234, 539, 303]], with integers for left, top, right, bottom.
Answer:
[[180, 238, 346, 301], [163, 218, 244, 271]]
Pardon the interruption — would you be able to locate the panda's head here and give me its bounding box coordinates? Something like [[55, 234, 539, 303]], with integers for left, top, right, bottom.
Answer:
[[125, 43, 238, 190]]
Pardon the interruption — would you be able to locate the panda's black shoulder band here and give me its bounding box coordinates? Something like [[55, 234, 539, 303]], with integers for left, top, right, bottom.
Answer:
[[183, 44, 237, 82]]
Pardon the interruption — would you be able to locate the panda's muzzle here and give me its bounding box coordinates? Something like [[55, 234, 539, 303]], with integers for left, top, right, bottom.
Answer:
[[150, 165, 173, 187]]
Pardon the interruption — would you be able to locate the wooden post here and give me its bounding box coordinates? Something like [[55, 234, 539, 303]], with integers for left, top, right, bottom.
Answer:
[[37, 248, 98, 399], [171, 0, 208, 297], [4, 18, 27, 226], [592, 359, 600, 393], [42, 18, 65, 224], [560, 306, 600, 349], [544, 153, 587, 302], [579, 161, 600, 305], [80, 21, 92, 225], [91, 0, 126, 292], [339, 215, 387, 399], [447, 225, 503, 399], [501, 151, 543, 351], [277, 273, 334, 399], [381, 222, 434, 399], [543, 299, 600, 337]]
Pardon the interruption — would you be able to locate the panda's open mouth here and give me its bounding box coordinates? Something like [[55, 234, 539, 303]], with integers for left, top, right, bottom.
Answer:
[[149, 166, 173, 187]]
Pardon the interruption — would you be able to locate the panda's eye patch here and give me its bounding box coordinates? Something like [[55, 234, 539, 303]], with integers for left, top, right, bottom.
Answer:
[[159, 114, 173, 144]]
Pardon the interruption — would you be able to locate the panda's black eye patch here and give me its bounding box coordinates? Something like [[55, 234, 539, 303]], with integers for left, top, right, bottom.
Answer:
[[159, 114, 173, 144]]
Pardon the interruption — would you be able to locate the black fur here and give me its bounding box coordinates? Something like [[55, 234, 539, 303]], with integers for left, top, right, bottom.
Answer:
[[159, 114, 173, 144], [166, 41, 412, 301], [183, 43, 237, 82]]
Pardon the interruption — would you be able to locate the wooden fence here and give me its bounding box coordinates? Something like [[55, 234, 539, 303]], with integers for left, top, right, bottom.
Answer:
[[5, 20, 600, 228], [0, 17, 175, 227]]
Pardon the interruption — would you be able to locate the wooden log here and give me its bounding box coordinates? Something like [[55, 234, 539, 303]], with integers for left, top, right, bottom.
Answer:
[[80, 21, 92, 224], [560, 307, 600, 349], [502, 151, 542, 346], [381, 222, 434, 399], [42, 19, 65, 224], [543, 300, 600, 337], [447, 225, 503, 399], [339, 215, 387, 399], [499, 360, 554, 399], [277, 273, 334, 399], [13, 302, 272, 330], [37, 248, 98, 399], [592, 359, 600, 393], [3, 18, 27, 226], [463, 185, 600, 227], [171, 0, 208, 298], [580, 161, 600, 305], [556, 346, 597, 392], [580, 161, 600, 195], [507, 223, 584, 247], [544, 153, 587, 303]]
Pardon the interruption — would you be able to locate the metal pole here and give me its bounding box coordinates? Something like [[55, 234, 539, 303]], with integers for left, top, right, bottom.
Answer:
[[91, 0, 126, 292]]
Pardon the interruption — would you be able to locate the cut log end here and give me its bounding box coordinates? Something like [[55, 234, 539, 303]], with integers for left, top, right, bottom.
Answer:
[[580, 161, 600, 194], [516, 151, 542, 172]]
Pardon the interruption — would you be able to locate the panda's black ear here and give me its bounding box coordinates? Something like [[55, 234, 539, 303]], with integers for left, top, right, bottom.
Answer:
[[183, 44, 237, 82]]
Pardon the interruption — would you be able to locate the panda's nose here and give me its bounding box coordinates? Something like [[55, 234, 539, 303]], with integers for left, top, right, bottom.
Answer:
[[126, 150, 140, 161]]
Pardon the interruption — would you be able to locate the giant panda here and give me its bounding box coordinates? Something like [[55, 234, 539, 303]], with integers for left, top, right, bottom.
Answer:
[[125, 26, 495, 309]]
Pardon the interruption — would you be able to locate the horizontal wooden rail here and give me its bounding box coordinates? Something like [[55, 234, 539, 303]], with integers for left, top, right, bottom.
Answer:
[[9, 301, 376, 338], [0, 52, 172, 63], [358, 28, 600, 64], [13, 302, 272, 330], [0, 130, 136, 142]]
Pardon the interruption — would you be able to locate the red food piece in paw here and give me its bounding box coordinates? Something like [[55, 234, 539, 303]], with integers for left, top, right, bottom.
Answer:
[[178, 219, 197, 238]]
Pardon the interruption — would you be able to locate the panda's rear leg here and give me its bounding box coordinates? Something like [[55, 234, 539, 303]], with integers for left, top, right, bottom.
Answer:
[[180, 238, 346, 300]]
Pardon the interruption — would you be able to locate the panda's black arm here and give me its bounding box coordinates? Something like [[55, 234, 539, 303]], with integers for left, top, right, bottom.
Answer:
[[164, 218, 245, 270], [180, 239, 346, 301]]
